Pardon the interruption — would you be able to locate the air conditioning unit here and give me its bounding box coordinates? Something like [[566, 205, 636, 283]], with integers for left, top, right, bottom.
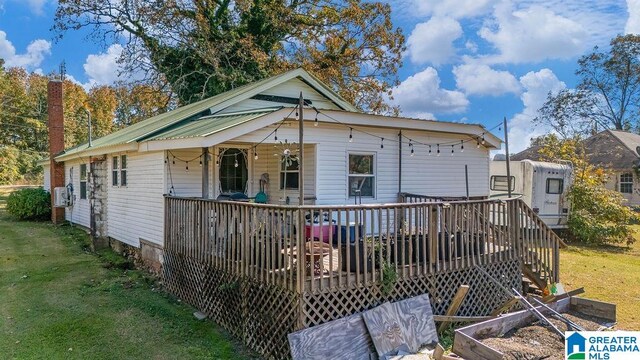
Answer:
[[54, 187, 69, 207]]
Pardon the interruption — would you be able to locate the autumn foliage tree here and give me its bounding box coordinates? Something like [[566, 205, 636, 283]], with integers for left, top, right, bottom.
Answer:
[[535, 35, 640, 138], [53, 0, 405, 113], [534, 134, 636, 245]]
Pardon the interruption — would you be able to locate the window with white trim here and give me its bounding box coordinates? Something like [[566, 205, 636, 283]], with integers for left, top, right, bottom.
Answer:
[[112, 155, 127, 187], [348, 154, 375, 197], [279, 156, 299, 190], [112, 156, 119, 186], [80, 164, 87, 199], [620, 173, 633, 194]]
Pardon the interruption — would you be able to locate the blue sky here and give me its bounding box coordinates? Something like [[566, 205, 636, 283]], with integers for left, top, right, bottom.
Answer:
[[0, 0, 637, 152]]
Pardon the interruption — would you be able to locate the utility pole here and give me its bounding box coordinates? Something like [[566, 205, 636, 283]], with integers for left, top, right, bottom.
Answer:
[[298, 92, 304, 206], [503, 116, 512, 198]]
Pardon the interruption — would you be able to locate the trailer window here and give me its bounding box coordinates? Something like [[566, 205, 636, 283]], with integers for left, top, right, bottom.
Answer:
[[546, 178, 563, 194], [490, 175, 515, 192]]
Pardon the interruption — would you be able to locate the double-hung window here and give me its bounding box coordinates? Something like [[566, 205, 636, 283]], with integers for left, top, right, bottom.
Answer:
[[112, 155, 128, 187], [80, 164, 87, 199], [620, 173, 633, 194], [280, 156, 299, 190], [348, 154, 375, 197]]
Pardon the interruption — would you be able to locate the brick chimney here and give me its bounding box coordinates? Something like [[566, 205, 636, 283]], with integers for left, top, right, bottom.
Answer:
[[48, 80, 65, 224]]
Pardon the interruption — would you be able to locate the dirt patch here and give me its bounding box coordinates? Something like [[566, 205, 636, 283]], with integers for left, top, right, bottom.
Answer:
[[479, 311, 612, 360]]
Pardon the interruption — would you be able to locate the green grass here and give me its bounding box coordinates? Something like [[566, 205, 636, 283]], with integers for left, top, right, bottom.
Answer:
[[0, 186, 248, 359], [560, 225, 640, 330]]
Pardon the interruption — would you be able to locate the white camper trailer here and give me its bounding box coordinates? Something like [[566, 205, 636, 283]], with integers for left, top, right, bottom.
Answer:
[[490, 160, 573, 229]]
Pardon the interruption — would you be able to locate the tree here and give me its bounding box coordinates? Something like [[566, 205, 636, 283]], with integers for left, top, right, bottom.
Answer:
[[113, 83, 171, 128], [536, 134, 636, 245], [53, 0, 405, 113], [535, 34, 640, 138]]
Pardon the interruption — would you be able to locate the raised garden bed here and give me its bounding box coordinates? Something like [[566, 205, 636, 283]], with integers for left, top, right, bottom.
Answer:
[[453, 296, 616, 360]]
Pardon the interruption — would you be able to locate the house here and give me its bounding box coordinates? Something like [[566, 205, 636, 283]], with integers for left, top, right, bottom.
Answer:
[[43, 68, 502, 264], [511, 129, 640, 206], [42, 69, 563, 359]]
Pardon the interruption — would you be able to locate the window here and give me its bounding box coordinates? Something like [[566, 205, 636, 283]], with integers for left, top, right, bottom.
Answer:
[[280, 156, 299, 190], [112, 156, 119, 186], [546, 178, 564, 194], [120, 155, 127, 186], [220, 149, 248, 193], [80, 164, 87, 199], [349, 154, 375, 197], [620, 173, 633, 194], [490, 175, 515, 192], [112, 155, 127, 187]]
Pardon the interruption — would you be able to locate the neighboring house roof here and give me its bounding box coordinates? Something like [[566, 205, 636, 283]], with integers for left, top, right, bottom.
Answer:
[[509, 129, 640, 170], [510, 145, 543, 161]]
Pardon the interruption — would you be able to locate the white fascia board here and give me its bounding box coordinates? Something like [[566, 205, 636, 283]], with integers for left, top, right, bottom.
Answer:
[[55, 143, 138, 162]]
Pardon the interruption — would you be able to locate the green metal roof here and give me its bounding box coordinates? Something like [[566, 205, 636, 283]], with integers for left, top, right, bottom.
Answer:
[[55, 68, 358, 160], [146, 108, 281, 141]]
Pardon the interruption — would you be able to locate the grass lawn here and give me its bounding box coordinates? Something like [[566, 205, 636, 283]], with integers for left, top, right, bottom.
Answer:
[[560, 226, 640, 330], [0, 187, 249, 359]]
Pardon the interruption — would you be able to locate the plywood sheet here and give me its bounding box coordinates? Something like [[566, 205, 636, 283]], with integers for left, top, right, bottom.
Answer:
[[288, 312, 375, 360], [363, 294, 438, 356]]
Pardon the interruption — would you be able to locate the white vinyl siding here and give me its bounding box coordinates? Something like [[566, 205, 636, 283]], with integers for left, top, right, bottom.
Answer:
[[231, 122, 490, 205], [165, 148, 204, 197], [107, 151, 165, 247], [64, 160, 90, 228]]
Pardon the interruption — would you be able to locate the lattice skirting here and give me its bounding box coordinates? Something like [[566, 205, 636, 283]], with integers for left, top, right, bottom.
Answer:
[[164, 251, 298, 359], [164, 251, 521, 359], [301, 259, 522, 328]]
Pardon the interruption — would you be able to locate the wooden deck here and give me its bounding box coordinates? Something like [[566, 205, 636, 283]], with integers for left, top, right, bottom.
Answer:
[[162, 195, 563, 359]]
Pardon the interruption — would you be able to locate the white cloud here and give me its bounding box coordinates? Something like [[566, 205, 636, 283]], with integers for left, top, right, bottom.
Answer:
[[453, 63, 520, 96], [24, 0, 47, 15], [82, 44, 126, 88], [0, 30, 51, 69], [479, 3, 588, 64], [403, 0, 496, 19], [406, 17, 463, 65], [391, 67, 469, 119], [507, 68, 566, 153], [626, 0, 640, 34]]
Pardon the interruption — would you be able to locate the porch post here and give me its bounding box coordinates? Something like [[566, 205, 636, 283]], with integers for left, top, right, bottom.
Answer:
[[202, 147, 210, 199], [298, 92, 304, 206]]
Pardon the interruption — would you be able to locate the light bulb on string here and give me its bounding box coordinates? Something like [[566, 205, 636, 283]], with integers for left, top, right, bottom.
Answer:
[[380, 138, 384, 149], [234, 155, 239, 168], [274, 129, 278, 141], [164, 157, 168, 164], [481, 133, 486, 145], [314, 112, 318, 127], [254, 148, 259, 160], [349, 128, 353, 143], [199, 158, 202, 166], [451, 145, 454, 156], [437, 144, 440, 156], [185, 162, 189, 172], [428, 145, 432, 156], [409, 140, 414, 156], [460, 140, 464, 153], [476, 139, 480, 148]]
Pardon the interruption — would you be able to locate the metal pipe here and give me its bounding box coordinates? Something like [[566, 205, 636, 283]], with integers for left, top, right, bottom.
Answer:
[[298, 92, 304, 206], [82, 108, 92, 147], [503, 117, 511, 198]]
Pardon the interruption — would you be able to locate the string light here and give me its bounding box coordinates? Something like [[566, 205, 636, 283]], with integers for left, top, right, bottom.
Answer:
[[172, 156, 175, 165], [164, 157, 168, 164], [254, 147, 259, 160], [437, 144, 440, 156], [482, 133, 486, 145], [199, 158, 202, 166], [314, 109, 319, 127], [380, 138, 384, 149], [185, 162, 189, 172], [476, 139, 480, 148], [409, 140, 414, 156], [451, 145, 454, 156], [428, 145, 432, 156], [234, 154, 239, 168], [460, 140, 464, 153], [349, 128, 353, 143], [274, 129, 278, 141]]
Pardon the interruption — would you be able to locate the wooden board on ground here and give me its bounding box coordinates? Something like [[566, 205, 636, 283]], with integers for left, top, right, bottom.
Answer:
[[288, 312, 375, 360], [438, 285, 470, 332], [362, 294, 438, 357]]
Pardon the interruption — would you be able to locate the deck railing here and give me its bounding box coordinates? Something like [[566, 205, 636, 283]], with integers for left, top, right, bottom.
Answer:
[[164, 195, 562, 294]]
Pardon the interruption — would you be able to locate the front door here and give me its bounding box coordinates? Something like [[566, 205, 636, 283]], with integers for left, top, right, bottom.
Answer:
[[218, 148, 248, 196]]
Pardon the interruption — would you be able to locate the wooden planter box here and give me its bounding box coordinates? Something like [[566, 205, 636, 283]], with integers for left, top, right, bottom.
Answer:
[[453, 296, 616, 360]]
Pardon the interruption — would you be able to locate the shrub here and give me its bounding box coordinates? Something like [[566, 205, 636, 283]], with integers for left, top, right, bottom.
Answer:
[[6, 188, 51, 221], [567, 182, 636, 245]]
